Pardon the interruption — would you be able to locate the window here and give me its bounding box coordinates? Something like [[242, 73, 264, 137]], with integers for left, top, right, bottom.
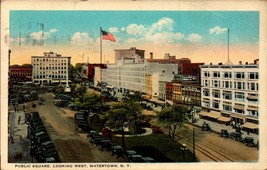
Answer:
[[235, 92, 244, 102], [251, 83, 256, 90], [204, 71, 210, 77], [237, 82, 242, 90], [212, 100, 220, 109], [212, 90, 220, 98], [235, 72, 245, 79], [223, 91, 232, 100], [223, 104, 232, 111], [248, 72, 258, 79], [223, 72, 232, 78], [213, 71, 220, 78], [203, 89, 210, 96]]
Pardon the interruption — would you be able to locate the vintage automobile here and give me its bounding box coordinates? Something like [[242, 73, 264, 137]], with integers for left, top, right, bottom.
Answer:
[[220, 129, 229, 138], [242, 137, 255, 147], [111, 145, 124, 157], [230, 132, 242, 141]]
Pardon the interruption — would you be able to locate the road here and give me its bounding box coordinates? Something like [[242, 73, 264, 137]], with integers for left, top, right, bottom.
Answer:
[[34, 93, 124, 162], [158, 122, 258, 162]]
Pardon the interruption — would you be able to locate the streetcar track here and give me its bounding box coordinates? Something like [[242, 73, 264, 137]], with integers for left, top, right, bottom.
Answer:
[[161, 128, 235, 162]]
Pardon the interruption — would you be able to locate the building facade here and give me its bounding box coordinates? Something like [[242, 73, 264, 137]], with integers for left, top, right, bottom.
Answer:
[[200, 62, 259, 132], [114, 47, 145, 64], [31, 52, 71, 84], [9, 64, 32, 83]]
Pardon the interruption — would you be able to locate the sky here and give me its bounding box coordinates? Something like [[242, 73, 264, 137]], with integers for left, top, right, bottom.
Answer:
[[9, 10, 259, 65]]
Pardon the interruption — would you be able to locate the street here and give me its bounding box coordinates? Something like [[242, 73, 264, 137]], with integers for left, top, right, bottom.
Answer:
[[34, 92, 124, 162]]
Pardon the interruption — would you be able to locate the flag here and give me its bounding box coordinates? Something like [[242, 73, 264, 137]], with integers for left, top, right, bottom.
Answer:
[[101, 30, 116, 42]]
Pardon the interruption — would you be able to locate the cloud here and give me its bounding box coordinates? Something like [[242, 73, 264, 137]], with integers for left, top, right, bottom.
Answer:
[[187, 33, 202, 42], [30, 28, 58, 41], [49, 28, 58, 33], [121, 27, 126, 31], [145, 31, 184, 44], [126, 24, 146, 36], [126, 38, 139, 44], [109, 27, 119, 33], [209, 26, 227, 35], [70, 32, 93, 46], [150, 17, 174, 33]]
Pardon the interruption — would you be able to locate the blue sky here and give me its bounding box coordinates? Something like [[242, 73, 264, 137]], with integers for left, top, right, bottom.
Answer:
[[9, 10, 259, 64], [10, 10, 259, 45]]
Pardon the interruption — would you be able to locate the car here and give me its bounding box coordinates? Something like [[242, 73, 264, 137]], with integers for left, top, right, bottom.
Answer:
[[76, 123, 91, 132], [128, 154, 142, 162], [111, 145, 124, 157], [242, 137, 255, 147], [125, 150, 137, 160], [97, 139, 112, 151], [220, 129, 229, 138], [230, 132, 242, 141], [141, 157, 155, 162]]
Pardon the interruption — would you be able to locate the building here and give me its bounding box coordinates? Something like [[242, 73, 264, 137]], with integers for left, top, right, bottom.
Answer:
[[81, 63, 107, 84], [31, 52, 71, 84], [114, 47, 145, 64], [9, 64, 32, 83], [103, 49, 178, 96], [200, 61, 259, 133]]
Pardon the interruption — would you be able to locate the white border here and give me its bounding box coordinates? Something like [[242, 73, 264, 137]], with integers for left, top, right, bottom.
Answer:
[[1, 0, 267, 170]]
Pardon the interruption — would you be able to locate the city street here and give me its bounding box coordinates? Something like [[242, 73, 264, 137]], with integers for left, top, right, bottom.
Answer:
[[33, 92, 124, 162]]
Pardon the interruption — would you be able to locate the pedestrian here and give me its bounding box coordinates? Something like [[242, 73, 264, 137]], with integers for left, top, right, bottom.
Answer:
[[18, 115, 21, 124], [247, 129, 250, 135], [232, 120, 236, 129]]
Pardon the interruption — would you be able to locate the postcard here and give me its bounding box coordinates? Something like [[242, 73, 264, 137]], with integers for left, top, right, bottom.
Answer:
[[1, 0, 267, 170]]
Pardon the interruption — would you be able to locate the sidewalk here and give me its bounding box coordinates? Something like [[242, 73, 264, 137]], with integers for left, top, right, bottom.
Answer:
[[8, 107, 33, 163], [190, 118, 258, 141]]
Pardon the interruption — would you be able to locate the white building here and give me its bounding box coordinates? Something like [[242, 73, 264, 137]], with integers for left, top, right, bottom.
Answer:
[[32, 52, 71, 84], [102, 59, 178, 96], [200, 61, 259, 132]]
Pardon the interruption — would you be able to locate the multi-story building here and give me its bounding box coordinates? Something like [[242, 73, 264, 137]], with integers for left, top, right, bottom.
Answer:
[[114, 47, 145, 64], [103, 49, 178, 96], [200, 60, 259, 133], [31, 52, 71, 84], [9, 64, 32, 83]]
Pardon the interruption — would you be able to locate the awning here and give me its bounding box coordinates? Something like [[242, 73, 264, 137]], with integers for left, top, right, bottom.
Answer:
[[166, 100, 173, 105], [205, 111, 221, 119], [203, 98, 210, 102], [217, 116, 231, 122], [221, 111, 232, 115], [234, 105, 244, 110], [246, 95, 258, 100], [198, 111, 207, 117], [231, 113, 246, 120], [246, 116, 258, 121], [242, 122, 259, 129], [247, 106, 258, 111]]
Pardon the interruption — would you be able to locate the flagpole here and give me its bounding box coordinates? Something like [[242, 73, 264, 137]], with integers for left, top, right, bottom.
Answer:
[[227, 28, 229, 65], [100, 27, 102, 64]]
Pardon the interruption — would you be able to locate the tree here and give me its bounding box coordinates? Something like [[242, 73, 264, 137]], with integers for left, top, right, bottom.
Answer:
[[100, 101, 143, 150], [157, 104, 191, 140]]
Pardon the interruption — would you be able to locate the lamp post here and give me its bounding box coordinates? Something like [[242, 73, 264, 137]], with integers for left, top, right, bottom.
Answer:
[[180, 143, 187, 162]]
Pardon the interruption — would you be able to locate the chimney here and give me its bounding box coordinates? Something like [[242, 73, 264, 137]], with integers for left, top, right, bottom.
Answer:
[[245, 62, 248, 65], [239, 61, 242, 65], [218, 62, 222, 65], [150, 52, 153, 59], [210, 63, 212, 65]]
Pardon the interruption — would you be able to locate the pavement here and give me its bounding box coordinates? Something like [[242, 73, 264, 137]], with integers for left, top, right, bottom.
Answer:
[[8, 104, 35, 163], [190, 118, 259, 142]]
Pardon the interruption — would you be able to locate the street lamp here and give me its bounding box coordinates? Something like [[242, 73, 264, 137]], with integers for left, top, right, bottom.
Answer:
[[180, 143, 187, 162]]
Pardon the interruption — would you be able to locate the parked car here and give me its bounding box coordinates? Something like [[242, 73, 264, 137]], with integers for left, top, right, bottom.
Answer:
[[140, 157, 155, 162], [111, 145, 124, 157], [242, 137, 255, 147], [230, 132, 242, 141], [220, 129, 229, 138]]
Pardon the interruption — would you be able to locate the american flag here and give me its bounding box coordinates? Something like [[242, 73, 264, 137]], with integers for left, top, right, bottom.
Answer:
[[101, 30, 116, 42]]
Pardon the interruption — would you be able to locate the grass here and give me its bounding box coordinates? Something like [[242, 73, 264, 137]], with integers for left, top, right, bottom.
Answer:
[[111, 133, 197, 162]]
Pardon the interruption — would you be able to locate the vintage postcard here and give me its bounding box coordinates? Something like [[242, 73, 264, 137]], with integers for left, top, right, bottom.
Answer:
[[1, 0, 267, 170]]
